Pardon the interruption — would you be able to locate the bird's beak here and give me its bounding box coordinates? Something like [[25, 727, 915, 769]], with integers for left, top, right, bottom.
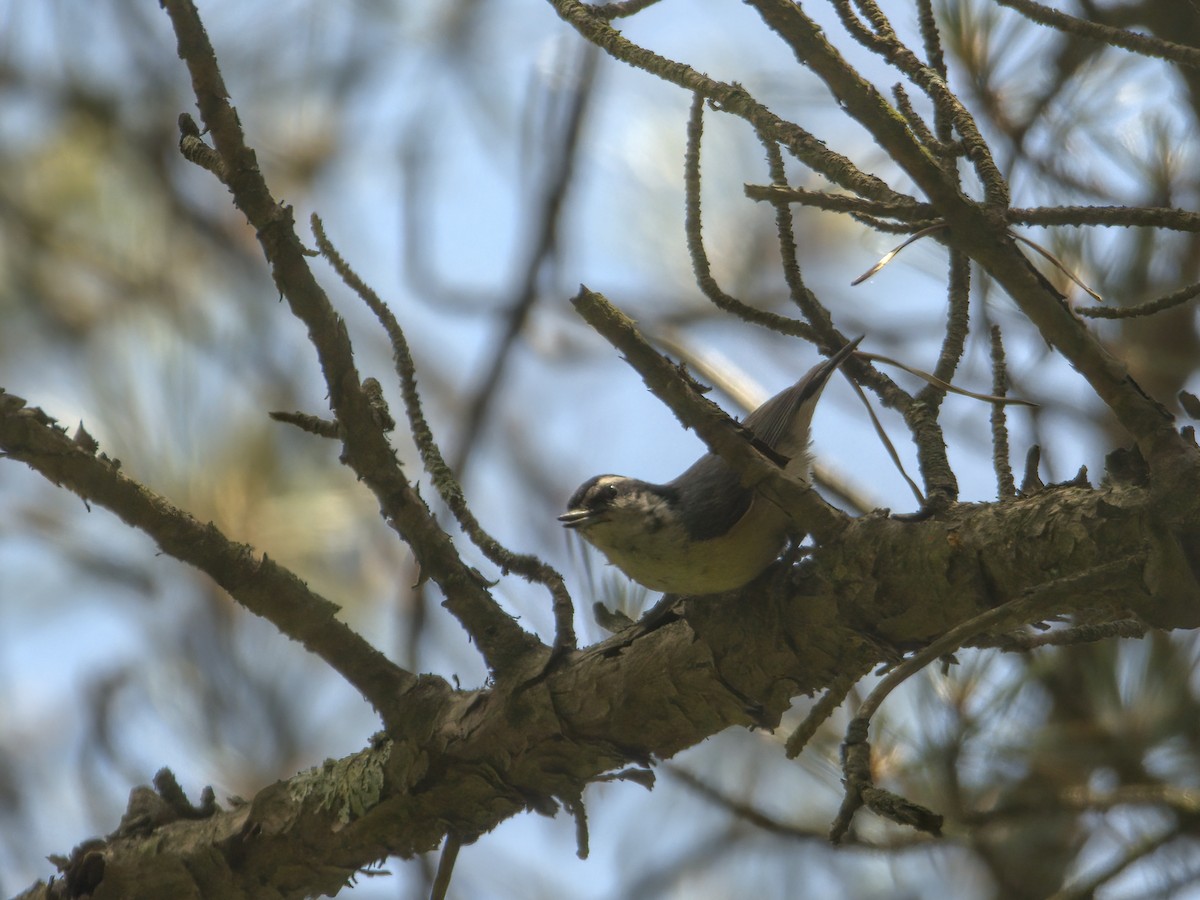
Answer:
[[558, 509, 594, 528]]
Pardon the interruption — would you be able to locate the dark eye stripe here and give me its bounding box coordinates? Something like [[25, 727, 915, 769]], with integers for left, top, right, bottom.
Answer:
[[587, 482, 618, 510]]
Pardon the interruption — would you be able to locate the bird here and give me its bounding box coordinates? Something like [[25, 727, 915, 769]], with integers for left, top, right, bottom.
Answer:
[[559, 337, 861, 594]]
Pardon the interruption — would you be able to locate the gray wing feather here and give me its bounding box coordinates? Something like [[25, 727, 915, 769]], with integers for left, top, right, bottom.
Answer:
[[668, 337, 861, 541], [743, 337, 862, 454]]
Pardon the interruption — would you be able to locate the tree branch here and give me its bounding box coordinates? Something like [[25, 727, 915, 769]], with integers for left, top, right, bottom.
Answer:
[[161, 0, 541, 674], [312, 217, 577, 658], [545, 0, 908, 203], [995, 0, 1200, 69], [744, 0, 1183, 466], [0, 391, 428, 727], [18, 413, 1200, 894]]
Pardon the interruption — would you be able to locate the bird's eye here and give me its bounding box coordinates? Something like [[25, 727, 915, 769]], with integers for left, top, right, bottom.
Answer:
[[588, 480, 619, 509]]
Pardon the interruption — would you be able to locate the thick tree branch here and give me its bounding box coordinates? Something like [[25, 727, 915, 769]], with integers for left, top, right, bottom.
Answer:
[[22, 458, 1200, 896]]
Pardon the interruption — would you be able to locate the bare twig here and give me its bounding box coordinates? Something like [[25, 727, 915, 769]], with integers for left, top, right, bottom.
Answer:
[[833, 555, 1143, 839], [742, 183, 936, 224], [162, 0, 540, 675], [917, 249, 971, 412], [1078, 281, 1200, 320], [989, 326, 1017, 500], [759, 135, 834, 331], [268, 409, 340, 439], [995, 0, 1200, 70], [972, 618, 1146, 651], [668, 763, 937, 849], [683, 95, 817, 340], [785, 664, 870, 758], [562, 790, 590, 859], [313, 217, 577, 658], [1008, 205, 1200, 232]]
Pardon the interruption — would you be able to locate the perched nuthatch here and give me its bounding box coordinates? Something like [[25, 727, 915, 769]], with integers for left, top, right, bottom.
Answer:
[[560, 337, 861, 594]]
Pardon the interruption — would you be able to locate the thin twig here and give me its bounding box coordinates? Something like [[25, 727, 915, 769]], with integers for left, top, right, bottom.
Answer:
[[760, 135, 835, 330], [742, 183, 935, 223], [972, 618, 1145, 651], [429, 834, 461, 900], [892, 83, 962, 158], [989, 326, 1017, 500], [268, 410, 340, 439], [562, 790, 590, 859], [834, 556, 1143, 839], [313, 218, 577, 658], [785, 664, 870, 758], [1008, 205, 1200, 232], [682, 95, 817, 340], [995, 0, 1200, 70], [917, 250, 971, 412], [667, 763, 937, 850], [915, 0, 949, 87], [1078, 281, 1200, 320]]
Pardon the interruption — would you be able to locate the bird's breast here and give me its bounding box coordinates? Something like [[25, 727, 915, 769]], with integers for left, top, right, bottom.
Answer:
[[587, 496, 790, 594]]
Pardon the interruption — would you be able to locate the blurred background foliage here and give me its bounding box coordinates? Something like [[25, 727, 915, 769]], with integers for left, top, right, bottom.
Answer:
[[2, 1, 1200, 897]]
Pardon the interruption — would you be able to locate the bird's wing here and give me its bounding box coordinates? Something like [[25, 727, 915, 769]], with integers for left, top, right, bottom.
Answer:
[[742, 336, 862, 452]]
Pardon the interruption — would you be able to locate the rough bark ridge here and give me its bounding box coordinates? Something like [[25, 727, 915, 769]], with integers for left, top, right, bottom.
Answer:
[[8, 374, 1196, 897]]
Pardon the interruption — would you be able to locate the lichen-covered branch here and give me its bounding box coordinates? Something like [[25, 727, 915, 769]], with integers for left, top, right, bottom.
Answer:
[[0, 390, 426, 727], [20, 441, 1199, 896]]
